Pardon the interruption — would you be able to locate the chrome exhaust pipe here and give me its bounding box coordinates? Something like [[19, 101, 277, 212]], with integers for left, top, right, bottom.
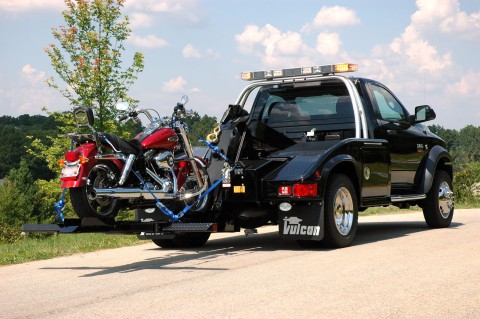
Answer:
[[93, 180, 208, 201]]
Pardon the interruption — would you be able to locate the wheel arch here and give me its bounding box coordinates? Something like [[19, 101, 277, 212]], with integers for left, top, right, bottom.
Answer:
[[318, 155, 361, 206], [417, 145, 453, 195]]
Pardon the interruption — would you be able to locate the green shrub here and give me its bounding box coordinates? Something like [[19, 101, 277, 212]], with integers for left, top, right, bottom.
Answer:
[[453, 162, 480, 204]]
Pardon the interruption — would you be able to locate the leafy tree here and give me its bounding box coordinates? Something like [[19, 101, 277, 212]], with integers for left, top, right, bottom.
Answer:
[[0, 116, 58, 179], [0, 160, 37, 243], [23, 0, 145, 230], [44, 0, 144, 132], [183, 113, 218, 146]]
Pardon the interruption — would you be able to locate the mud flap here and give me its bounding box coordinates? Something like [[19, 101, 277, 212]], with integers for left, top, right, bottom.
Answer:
[[279, 202, 324, 241]]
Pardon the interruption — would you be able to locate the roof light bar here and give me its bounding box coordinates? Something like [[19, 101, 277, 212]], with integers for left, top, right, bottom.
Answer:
[[240, 63, 358, 81]]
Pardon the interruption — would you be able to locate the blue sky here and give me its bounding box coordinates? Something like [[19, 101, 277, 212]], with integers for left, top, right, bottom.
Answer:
[[0, 0, 479, 129]]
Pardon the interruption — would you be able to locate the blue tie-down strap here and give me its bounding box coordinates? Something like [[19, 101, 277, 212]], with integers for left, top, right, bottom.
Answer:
[[177, 176, 225, 219], [53, 188, 67, 224], [196, 135, 229, 162]]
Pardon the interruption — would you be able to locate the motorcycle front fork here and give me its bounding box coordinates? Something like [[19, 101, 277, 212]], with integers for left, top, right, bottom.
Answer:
[[177, 123, 204, 189], [118, 154, 136, 186]]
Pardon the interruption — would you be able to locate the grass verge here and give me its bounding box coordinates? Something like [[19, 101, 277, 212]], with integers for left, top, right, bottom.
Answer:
[[0, 233, 142, 266]]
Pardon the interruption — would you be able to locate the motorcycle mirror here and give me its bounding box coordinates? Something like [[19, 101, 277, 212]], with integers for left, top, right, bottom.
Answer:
[[180, 95, 189, 105], [116, 101, 130, 111]]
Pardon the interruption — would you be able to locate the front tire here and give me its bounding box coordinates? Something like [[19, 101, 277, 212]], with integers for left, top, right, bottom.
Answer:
[[152, 232, 210, 249], [182, 166, 212, 213], [70, 161, 121, 219], [422, 170, 454, 228]]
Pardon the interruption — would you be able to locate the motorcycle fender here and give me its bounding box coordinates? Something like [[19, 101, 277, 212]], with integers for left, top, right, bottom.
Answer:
[[61, 142, 98, 188], [278, 202, 324, 241], [61, 159, 95, 188]]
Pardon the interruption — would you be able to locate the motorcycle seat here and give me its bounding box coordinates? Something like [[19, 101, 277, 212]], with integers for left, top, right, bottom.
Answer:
[[99, 132, 143, 155]]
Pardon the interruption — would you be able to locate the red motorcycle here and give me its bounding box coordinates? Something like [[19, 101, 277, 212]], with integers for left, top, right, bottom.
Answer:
[[59, 96, 211, 220]]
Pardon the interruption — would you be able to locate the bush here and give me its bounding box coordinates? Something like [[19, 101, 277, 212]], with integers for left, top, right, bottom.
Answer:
[[453, 162, 480, 204]]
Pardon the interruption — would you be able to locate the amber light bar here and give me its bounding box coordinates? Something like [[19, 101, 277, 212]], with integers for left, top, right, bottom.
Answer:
[[241, 63, 358, 81]]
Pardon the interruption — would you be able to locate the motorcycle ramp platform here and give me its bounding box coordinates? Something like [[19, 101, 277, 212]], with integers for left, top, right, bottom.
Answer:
[[23, 218, 217, 239]]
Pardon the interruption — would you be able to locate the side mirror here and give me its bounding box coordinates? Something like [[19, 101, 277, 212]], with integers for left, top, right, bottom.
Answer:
[[413, 105, 436, 123], [116, 101, 130, 111], [180, 95, 189, 105]]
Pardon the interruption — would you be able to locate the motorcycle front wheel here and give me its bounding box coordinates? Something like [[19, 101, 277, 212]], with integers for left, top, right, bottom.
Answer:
[[70, 161, 121, 219], [182, 167, 212, 213]]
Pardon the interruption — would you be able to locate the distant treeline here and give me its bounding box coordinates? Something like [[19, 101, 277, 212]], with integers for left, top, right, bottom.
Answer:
[[0, 115, 59, 180], [0, 114, 479, 180], [0, 112, 218, 180]]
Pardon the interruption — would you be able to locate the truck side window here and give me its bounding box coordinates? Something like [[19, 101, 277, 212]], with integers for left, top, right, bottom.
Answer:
[[371, 85, 407, 122]]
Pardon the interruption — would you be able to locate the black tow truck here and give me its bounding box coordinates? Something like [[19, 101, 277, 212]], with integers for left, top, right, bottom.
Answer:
[[24, 63, 454, 248]]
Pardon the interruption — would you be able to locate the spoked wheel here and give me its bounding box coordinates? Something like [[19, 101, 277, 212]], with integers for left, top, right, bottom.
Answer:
[[181, 166, 212, 213], [70, 161, 121, 219], [422, 170, 454, 228]]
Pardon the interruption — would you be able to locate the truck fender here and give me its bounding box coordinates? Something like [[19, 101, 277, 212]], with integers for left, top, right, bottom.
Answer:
[[417, 145, 452, 194], [317, 154, 361, 200]]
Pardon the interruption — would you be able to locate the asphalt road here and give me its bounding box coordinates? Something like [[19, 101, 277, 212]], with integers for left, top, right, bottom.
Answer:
[[1, 209, 479, 319]]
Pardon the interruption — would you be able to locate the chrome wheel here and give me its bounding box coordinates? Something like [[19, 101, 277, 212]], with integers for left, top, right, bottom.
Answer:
[[86, 164, 118, 216], [333, 187, 354, 236], [438, 181, 454, 219], [422, 170, 454, 228], [70, 161, 120, 219]]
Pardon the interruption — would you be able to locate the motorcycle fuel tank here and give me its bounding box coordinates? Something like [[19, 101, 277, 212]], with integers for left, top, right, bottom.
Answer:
[[139, 127, 178, 150]]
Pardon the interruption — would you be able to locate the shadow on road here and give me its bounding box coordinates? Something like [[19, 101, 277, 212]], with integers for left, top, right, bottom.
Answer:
[[354, 220, 462, 245], [41, 220, 462, 277]]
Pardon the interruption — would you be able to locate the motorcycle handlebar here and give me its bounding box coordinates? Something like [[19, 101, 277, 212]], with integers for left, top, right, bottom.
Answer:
[[116, 114, 128, 122]]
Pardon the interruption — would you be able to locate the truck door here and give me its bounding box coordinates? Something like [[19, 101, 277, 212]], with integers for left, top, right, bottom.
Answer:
[[367, 83, 427, 192]]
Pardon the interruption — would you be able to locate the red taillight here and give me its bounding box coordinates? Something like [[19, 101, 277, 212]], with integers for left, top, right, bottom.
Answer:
[[178, 161, 188, 168], [65, 151, 79, 162], [293, 183, 318, 197], [278, 185, 292, 196]]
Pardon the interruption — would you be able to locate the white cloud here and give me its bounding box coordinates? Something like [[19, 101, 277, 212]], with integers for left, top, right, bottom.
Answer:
[[447, 72, 480, 96], [191, 87, 201, 93], [21, 64, 46, 83], [162, 76, 187, 93], [316, 32, 342, 56], [129, 12, 154, 29], [124, 0, 204, 25], [125, 0, 197, 13], [182, 44, 201, 59], [303, 6, 360, 31], [411, 0, 480, 41], [235, 24, 307, 67], [0, 0, 63, 12], [390, 26, 452, 73], [128, 33, 168, 48]]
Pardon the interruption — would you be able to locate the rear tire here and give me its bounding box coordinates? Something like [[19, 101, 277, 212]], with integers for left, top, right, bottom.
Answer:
[[70, 161, 121, 219], [152, 232, 210, 249], [323, 174, 358, 248], [297, 174, 358, 249], [422, 170, 454, 228]]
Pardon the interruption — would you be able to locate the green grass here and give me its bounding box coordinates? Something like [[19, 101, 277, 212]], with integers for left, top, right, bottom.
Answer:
[[361, 200, 479, 216], [0, 233, 142, 266]]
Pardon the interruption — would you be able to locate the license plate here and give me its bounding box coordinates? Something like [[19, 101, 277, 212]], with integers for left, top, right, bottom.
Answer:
[[60, 163, 80, 179]]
